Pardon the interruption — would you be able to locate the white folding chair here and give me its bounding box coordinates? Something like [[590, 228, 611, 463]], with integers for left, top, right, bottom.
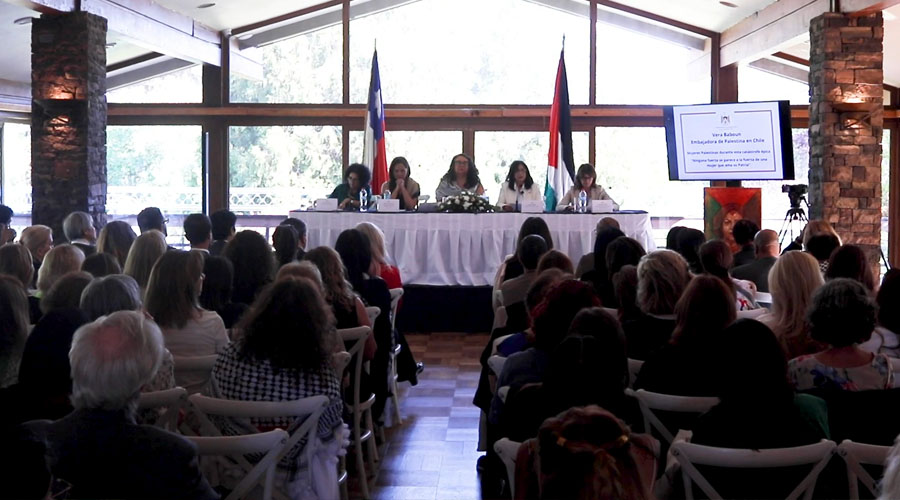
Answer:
[[387, 287, 404, 427], [173, 354, 219, 394], [890, 358, 900, 388], [332, 351, 351, 374], [494, 438, 522, 498], [837, 439, 891, 499], [625, 388, 719, 444], [497, 386, 510, 403], [188, 393, 329, 500], [187, 429, 288, 500], [671, 438, 837, 500], [137, 386, 187, 431], [338, 325, 377, 500], [737, 308, 768, 319], [492, 305, 508, 332], [487, 355, 507, 378], [627, 358, 644, 389], [365, 306, 381, 327]]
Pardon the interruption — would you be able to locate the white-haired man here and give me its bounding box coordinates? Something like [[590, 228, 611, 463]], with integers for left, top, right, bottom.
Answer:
[[22, 311, 218, 499], [63, 211, 97, 257]]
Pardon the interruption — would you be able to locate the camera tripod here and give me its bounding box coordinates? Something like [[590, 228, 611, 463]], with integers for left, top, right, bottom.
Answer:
[[778, 206, 808, 248]]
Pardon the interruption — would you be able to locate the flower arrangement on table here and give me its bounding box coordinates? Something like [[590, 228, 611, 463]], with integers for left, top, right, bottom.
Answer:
[[438, 191, 495, 214]]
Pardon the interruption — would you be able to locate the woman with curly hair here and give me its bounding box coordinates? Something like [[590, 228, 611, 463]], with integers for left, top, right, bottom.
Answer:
[[435, 153, 484, 199], [223, 230, 276, 305]]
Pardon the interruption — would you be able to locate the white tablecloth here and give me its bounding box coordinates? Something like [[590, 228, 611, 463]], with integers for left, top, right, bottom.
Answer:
[[291, 211, 656, 286]]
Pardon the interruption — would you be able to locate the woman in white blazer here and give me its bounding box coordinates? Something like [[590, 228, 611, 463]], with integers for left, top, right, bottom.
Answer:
[[497, 161, 542, 211]]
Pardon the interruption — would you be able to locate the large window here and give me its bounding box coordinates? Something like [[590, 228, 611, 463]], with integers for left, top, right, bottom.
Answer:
[[1, 123, 31, 217], [349, 0, 589, 104], [738, 65, 810, 105], [230, 126, 343, 214], [107, 65, 203, 103], [741, 129, 812, 225]]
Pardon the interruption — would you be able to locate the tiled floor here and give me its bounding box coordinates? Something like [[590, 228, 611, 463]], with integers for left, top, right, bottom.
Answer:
[[369, 332, 487, 500]]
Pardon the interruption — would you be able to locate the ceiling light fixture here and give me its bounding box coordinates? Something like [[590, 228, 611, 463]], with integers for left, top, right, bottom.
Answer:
[[197, 2, 216, 8], [719, 1, 739, 7], [13, 17, 32, 25]]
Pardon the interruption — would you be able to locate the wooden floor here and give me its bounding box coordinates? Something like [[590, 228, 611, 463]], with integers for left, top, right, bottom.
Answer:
[[368, 332, 487, 500]]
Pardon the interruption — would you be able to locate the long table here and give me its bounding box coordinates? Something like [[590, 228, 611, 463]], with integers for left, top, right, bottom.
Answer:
[[290, 211, 656, 286]]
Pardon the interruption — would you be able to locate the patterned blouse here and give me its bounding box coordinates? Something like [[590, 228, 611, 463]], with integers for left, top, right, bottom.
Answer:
[[788, 352, 893, 392], [211, 342, 344, 477]]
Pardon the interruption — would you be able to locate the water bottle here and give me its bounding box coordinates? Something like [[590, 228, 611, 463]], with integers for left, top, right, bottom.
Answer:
[[578, 190, 587, 213], [359, 188, 368, 212], [383, 189, 391, 200]]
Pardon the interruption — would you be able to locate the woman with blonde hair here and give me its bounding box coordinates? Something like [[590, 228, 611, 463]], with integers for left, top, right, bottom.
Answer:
[[96, 220, 137, 268], [19, 225, 52, 286], [35, 245, 84, 298], [625, 249, 692, 360], [758, 251, 825, 359], [0, 244, 41, 322], [355, 221, 403, 290], [0, 275, 30, 388], [123, 230, 168, 290]]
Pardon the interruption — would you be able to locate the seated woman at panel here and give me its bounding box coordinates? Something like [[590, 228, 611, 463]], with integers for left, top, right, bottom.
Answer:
[[756, 251, 825, 359], [861, 269, 900, 357], [556, 163, 619, 211], [329, 163, 371, 211], [789, 278, 892, 392], [211, 278, 345, 497], [381, 156, 420, 210], [435, 153, 484, 199], [496, 161, 542, 212]]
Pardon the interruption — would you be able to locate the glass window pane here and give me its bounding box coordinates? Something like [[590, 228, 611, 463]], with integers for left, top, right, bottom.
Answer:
[[230, 126, 342, 214], [739, 65, 810, 105], [107, 126, 202, 246], [348, 131, 462, 201], [882, 128, 891, 276], [349, 0, 589, 104], [474, 131, 589, 203], [596, 6, 710, 105], [1, 122, 32, 228], [107, 65, 203, 103], [231, 23, 342, 104]]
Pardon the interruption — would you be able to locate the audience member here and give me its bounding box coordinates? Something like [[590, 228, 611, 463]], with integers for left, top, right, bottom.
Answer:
[[625, 250, 691, 360], [123, 230, 167, 291], [596, 236, 645, 307], [612, 265, 640, 323], [496, 217, 554, 285], [136, 206, 167, 235], [63, 211, 97, 257], [35, 244, 85, 298], [516, 405, 657, 500], [198, 256, 248, 330], [209, 209, 236, 257], [699, 239, 758, 310], [805, 233, 841, 273], [356, 221, 402, 290], [21, 311, 217, 499], [0, 243, 41, 322], [536, 249, 573, 275], [500, 234, 548, 307], [272, 224, 299, 268], [0, 427, 52, 498], [826, 244, 876, 292], [20, 225, 52, 286], [96, 220, 137, 269], [665, 225, 686, 250], [81, 251, 122, 277], [0, 204, 15, 244], [758, 251, 825, 359], [183, 213, 212, 254], [279, 217, 308, 260], [276, 261, 323, 287], [0, 275, 29, 388], [789, 278, 890, 392], [731, 219, 759, 267], [782, 219, 842, 254], [731, 229, 779, 293], [580, 226, 625, 303], [38, 271, 92, 315], [674, 227, 705, 274], [861, 269, 900, 357], [212, 278, 345, 488], [574, 218, 622, 277], [635, 275, 736, 396], [223, 230, 276, 305]]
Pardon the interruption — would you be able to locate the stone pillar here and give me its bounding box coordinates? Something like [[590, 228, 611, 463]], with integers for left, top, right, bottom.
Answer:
[[808, 12, 883, 271], [31, 12, 107, 241]]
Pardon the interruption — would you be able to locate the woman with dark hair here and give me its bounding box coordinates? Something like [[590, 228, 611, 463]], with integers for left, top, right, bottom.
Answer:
[[223, 230, 276, 305], [211, 278, 344, 488], [38, 271, 92, 315], [789, 278, 891, 391], [435, 153, 484, 199], [329, 163, 371, 211], [826, 244, 876, 292], [516, 405, 657, 500], [381, 157, 420, 210], [198, 256, 248, 329], [96, 220, 137, 269], [556, 163, 619, 211], [272, 224, 299, 268], [579, 226, 624, 304], [81, 251, 122, 277], [699, 239, 758, 311], [861, 269, 900, 357], [674, 227, 706, 274], [497, 161, 542, 212], [496, 217, 555, 285], [635, 275, 737, 396], [666, 225, 686, 250]]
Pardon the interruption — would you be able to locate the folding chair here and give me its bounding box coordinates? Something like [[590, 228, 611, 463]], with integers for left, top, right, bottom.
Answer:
[[492, 305, 508, 332], [494, 438, 522, 498], [671, 438, 837, 500], [173, 354, 219, 394], [364, 306, 381, 328], [627, 358, 644, 389], [387, 287, 404, 427], [338, 325, 377, 499], [137, 386, 187, 431], [837, 439, 891, 499], [625, 388, 719, 444], [188, 393, 329, 500], [187, 429, 288, 500]]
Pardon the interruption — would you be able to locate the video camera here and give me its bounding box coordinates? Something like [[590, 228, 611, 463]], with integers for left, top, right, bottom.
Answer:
[[782, 184, 808, 209]]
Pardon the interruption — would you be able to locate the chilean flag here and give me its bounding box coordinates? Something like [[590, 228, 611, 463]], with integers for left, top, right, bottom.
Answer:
[[363, 49, 388, 196], [545, 49, 576, 212]]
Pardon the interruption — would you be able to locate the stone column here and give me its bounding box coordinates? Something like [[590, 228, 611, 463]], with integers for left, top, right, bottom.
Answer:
[[31, 12, 107, 241], [808, 12, 883, 271]]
